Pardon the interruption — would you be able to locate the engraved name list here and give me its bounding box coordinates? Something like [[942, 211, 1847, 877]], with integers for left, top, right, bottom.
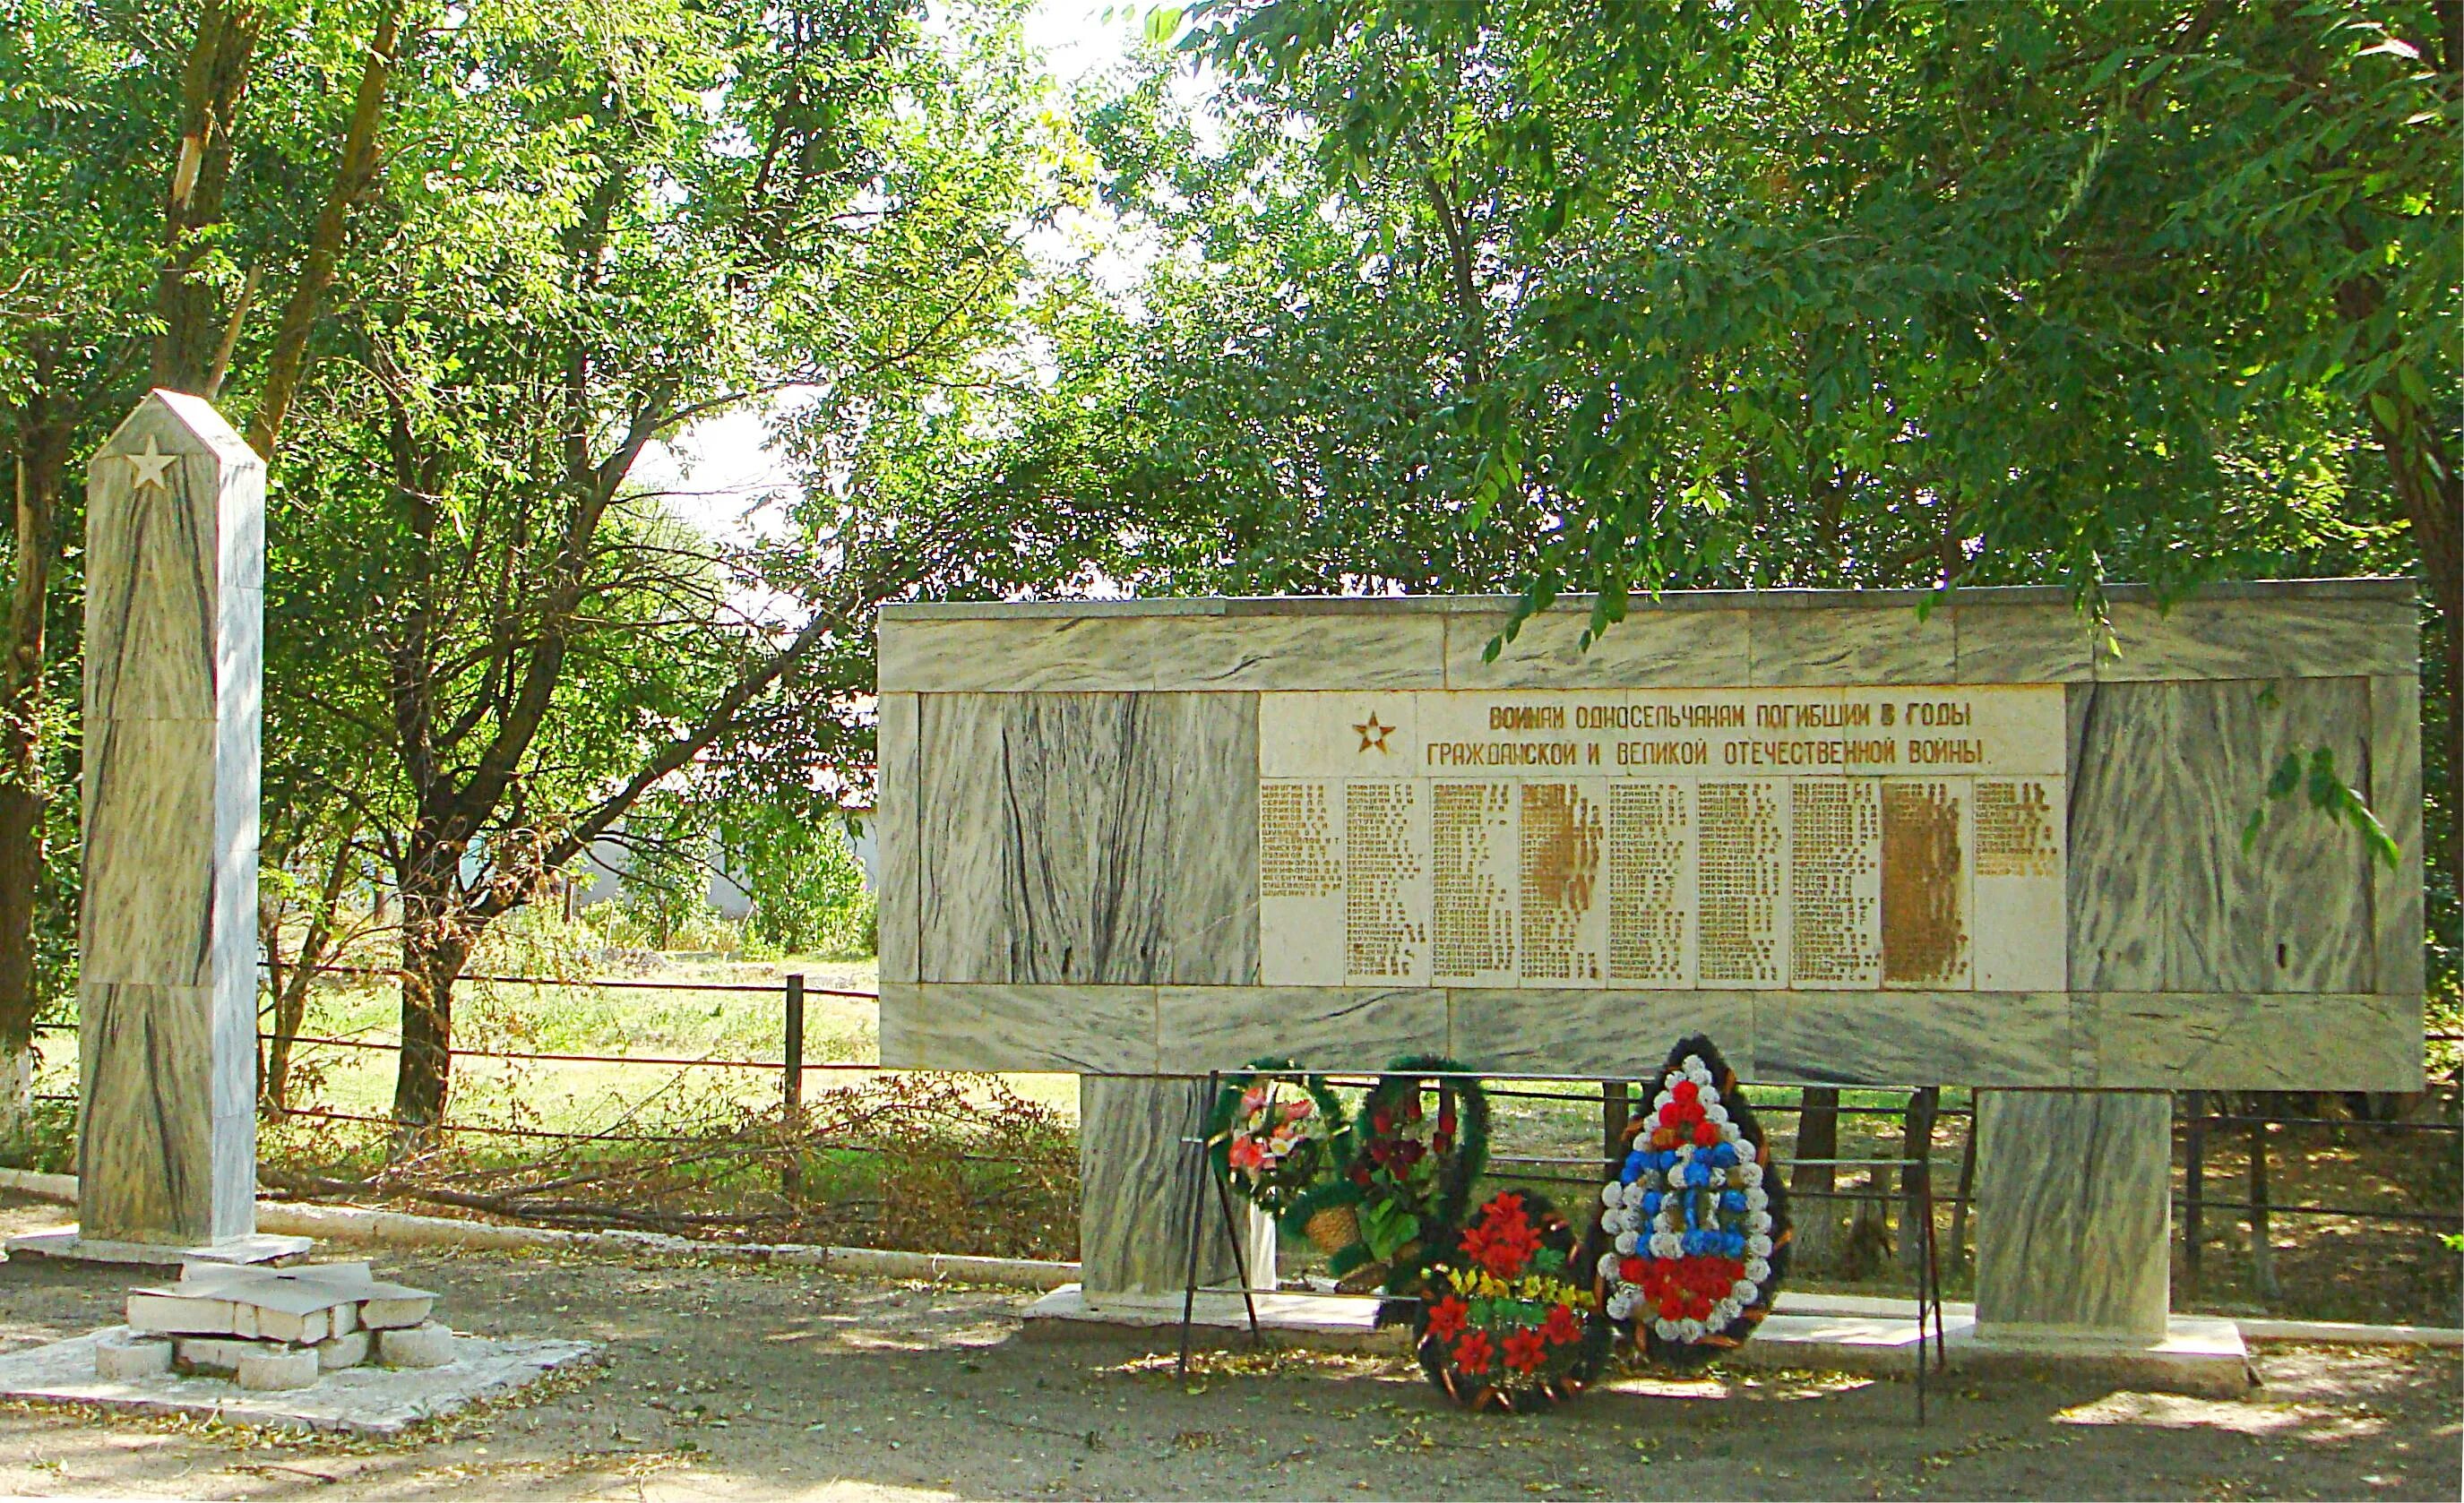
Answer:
[[1256, 687, 2065, 992]]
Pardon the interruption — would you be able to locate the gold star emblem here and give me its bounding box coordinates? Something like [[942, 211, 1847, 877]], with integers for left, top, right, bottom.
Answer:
[[1353, 713, 1394, 753], [123, 436, 177, 492]]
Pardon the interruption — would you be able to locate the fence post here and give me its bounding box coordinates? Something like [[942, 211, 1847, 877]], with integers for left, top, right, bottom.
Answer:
[[1946, 1100, 1977, 1264], [1898, 1086, 1939, 1278], [1600, 1080, 1631, 1178], [2182, 1090, 2205, 1295], [781, 973, 806, 1201], [2248, 1093, 2278, 1299]]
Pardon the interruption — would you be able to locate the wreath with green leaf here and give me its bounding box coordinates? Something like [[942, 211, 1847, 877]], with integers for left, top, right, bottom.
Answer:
[[1204, 1060, 1352, 1220], [1304, 1055, 1489, 1295]]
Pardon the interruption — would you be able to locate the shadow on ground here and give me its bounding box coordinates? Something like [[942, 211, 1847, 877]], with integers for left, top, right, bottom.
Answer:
[[2, 1194, 2455, 1500]]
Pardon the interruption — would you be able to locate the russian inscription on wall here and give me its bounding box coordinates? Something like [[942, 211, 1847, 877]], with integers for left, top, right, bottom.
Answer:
[[1257, 687, 2067, 992]]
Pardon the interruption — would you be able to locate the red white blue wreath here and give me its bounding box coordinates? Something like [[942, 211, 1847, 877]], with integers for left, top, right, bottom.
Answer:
[[1595, 1044, 1782, 1355]]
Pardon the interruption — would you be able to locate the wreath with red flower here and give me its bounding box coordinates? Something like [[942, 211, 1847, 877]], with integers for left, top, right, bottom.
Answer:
[[1414, 1191, 1607, 1412], [1297, 1055, 1490, 1296], [1204, 1061, 1352, 1220], [1590, 1034, 1793, 1370]]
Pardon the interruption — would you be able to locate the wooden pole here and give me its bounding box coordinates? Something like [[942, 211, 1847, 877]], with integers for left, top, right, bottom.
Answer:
[[1899, 1087, 1939, 1277], [2248, 1094, 2277, 1300], [781, 973, 805, 1200], [1946, 1096, 1978, 1263], [1601, 1080, 1631, 1177], [1791, 1087, 1842, 1271], [2183, 1090, 2205, 1295]]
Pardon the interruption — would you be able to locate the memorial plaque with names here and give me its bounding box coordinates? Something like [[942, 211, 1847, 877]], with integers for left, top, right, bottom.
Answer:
[[1257, 686, 2067, 992]]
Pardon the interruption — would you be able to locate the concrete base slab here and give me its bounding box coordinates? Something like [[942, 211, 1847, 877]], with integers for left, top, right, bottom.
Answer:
[[0, 1327, 599, 1437], [4, 1225, 314, 1267], [1029, 1284, 2254, 1396], [1722, 1310, 2253, 1395], [1024, 1284, 1403, 1353]]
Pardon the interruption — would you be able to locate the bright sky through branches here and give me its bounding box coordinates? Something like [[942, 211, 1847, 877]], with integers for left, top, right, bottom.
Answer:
[[633, 0, 1150, 551]]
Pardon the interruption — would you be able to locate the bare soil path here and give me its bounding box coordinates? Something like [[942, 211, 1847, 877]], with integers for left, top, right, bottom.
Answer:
[[1, 1197, 2454, 1500]]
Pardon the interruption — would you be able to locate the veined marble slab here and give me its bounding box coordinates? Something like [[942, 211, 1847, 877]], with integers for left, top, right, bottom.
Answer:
[[877, 582, 2415, 692], [1753, 990, 2074, 1087], [885, 981, 2412, 1085], [876, 982, 1157, 1073], [1157, 985, 1444, 1071], [877, 579, 2412, 623], [1446, 989, 1752, 1078], [2368, 675, 2425, 999], [1974, 1091, 2171, 1342], [2085, 992, 2423, 1091], [918, 692, 1256, 984], [1751, 603, 1956, 685], [1078, 1077, 1246, 1297], [1443, 607, 1753, 690], [2095, 598, 2417, 682], [874, 693, 919, 983], [2165, 678, 2374, 993], [1953, 602, 2094, 683], [882, 611, 1449, 692]]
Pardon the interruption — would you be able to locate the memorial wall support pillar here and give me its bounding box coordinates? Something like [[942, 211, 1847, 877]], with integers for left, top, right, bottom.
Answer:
[[1971, 1089, 2173, 1344], [1078, 1076, 1272, 1304]]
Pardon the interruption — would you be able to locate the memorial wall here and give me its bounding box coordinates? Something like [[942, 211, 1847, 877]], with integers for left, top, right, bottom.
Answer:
[[874, 582, 2424, 1090]]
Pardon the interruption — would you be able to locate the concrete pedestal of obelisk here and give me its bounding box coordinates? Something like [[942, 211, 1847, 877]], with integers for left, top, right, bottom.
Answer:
[[4, 391, 305, 1266]]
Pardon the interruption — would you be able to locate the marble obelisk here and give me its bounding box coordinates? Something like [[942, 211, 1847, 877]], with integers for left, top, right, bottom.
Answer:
[[7, 391, 300, 1263]]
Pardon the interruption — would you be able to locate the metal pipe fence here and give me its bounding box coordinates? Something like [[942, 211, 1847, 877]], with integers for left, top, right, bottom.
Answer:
[[20, 968, 2463, 1273]]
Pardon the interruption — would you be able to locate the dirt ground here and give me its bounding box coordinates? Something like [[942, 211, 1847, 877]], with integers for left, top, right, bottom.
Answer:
[[1, 1200, 2456, 1501]]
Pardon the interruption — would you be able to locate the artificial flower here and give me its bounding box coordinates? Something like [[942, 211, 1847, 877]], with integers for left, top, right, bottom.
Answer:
[[1451, 1329, 1494, 1374], [1541, 1304, 1582, 1346], [1502, 1327, 1548, 1374]]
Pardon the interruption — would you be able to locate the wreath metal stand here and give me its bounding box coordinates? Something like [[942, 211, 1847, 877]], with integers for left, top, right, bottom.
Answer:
[[1177, 1068, 1264, 1378], [1779, 1085, 1949, 1422]]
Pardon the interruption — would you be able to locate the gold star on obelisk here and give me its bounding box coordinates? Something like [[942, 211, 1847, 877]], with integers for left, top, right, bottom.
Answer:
[[123, 435, 177, 492], [1353, 713, 1394, 753]]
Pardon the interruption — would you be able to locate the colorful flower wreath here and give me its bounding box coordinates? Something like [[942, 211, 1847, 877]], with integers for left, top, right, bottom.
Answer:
[[1416, 1191, 1607, 1412], [1593, 1035, 1791, 1369], [1297, 1055, 1489, 1295], [1205, 1061, 1350, 1220]]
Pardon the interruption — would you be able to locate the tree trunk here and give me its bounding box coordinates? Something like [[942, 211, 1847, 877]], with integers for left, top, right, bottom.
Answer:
[[392, 845, 475, 1127], [2370, 409, 2460, 913], [0, 419, 66, 1134], [2335, 242, 2460, 915], [1897, 1087, 1939, 1278], [1788, 1087, 1842, 1272], [261, 825, 360, 1113], [246, 1, 402, 459], [155, 0, 266, 392]]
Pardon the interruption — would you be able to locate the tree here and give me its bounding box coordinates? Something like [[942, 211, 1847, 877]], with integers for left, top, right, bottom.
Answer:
[[1176, 0, 2457, 979], [260, 0, 1085, 1123], [722, 803, 872, 957], [0, 0, 412, 1125]]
